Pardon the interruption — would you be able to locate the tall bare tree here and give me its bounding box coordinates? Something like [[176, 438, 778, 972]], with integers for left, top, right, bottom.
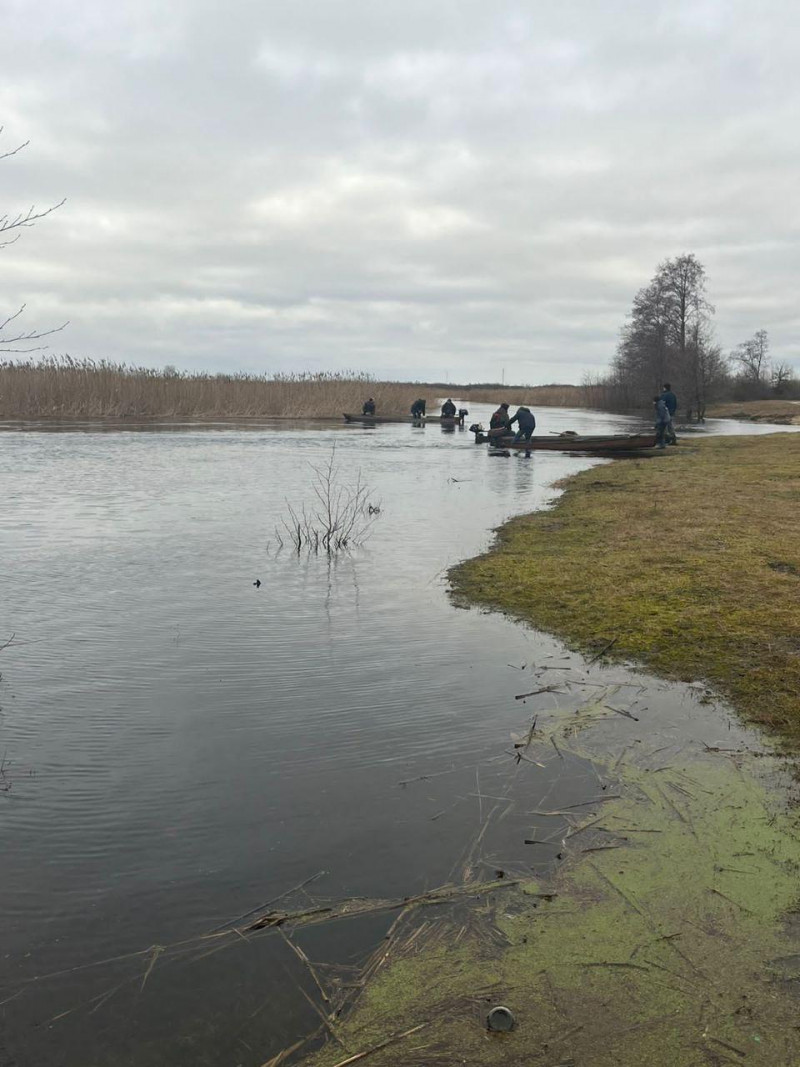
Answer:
[[1, 130, 67, 352], [730, 329, 769, 387], [612, 253, 717, 414]]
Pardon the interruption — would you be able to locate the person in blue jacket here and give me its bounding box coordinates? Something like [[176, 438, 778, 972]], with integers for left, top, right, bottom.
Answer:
[[509, 405, 536, 444], [654, 395, 670, 448], [661, 383, 677, 444]]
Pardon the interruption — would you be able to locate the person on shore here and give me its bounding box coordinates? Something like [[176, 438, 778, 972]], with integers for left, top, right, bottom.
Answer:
[[661, 383, 678, 444], [362, 398, 376, 416], [410, 398, 426, 418], [654, 395, 670, 448], [488, 402, 512, 442], [441, 398, 457, 418], [509, 405, 536, 445]]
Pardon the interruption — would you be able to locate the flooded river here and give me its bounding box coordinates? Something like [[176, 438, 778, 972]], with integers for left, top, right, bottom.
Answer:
[[0, 408, 793, 1066]]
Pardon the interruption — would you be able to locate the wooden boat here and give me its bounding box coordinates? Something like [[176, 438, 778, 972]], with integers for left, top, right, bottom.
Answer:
[[473, 431, 658, 452], [344, 413, 413, 424], [343, 412, 466, 426]]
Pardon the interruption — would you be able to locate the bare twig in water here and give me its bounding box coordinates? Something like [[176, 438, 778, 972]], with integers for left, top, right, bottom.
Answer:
[[515, 685, 566, 701], [276, 445, 379, 555], [260, 1027, 324, 1067], [327, 1023, 428, 1067], [208, 870, 327, 933], [140, 945, 163, 992], [586, 637, 617, 665], [280, 930, 330, 1004], [604, 705, 640, 721]]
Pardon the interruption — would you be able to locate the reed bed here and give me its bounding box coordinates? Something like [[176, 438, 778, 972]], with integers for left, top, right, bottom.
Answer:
[[0, 358, 441, 419], [456, 383, 591, 407]]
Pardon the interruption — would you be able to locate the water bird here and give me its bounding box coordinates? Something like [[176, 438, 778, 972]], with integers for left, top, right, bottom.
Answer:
[[253, 579, 261, 588]]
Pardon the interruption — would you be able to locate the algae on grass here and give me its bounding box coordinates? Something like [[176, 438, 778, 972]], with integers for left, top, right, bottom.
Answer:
[[449, 433, 800, 745], [295, 735, 800, 1067]]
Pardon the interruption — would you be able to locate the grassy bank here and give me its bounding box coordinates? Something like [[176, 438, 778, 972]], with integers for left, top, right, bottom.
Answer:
[[451, 433, 800, 744], [706, 399, 800, 423], [0, 359, 442, 419]]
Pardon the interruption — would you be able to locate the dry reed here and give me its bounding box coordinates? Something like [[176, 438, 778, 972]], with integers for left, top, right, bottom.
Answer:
[[456, 383, 598, 408], [0, 357, 441, 419], [0, 358, 600, 419]]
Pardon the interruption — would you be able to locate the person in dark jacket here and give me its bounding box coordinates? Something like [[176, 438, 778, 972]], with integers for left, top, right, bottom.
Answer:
[[661, 383, 677, 444], [509, 405, 536, 444], [441, 398, 457, 417], [362, 398, 376, 415], [488, 402, 512, 442], [654, 395, 670, 448], [410, 398, 426, 418]]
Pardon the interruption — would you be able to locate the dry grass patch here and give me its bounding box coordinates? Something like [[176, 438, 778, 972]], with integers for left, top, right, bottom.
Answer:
[[458, 384, 590, 407], [707, 399, 800, 423], [451, 434, 800, 743]]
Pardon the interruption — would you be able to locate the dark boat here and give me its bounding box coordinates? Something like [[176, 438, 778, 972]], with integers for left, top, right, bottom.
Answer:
[[472, 430, 658, 452], [343, 413, 466, 426]]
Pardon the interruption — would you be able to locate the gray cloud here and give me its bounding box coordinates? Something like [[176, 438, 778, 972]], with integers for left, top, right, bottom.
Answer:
[[1, 0, 798, 380]]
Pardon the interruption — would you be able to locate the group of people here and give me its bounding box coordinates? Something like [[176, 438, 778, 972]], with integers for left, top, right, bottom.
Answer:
[[488, 403, 536, 444], [364, 388, 677, 448], [653, 384, 678, 448]]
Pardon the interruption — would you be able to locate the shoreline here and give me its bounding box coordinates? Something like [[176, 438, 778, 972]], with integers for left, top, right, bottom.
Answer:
[[450, 433, 800, 746], [291, 432, 800, 1067]]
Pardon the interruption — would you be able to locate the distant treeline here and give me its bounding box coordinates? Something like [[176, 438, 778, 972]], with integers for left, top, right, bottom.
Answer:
[[587, 254, 798, 419], [0, 358, 591, 420]]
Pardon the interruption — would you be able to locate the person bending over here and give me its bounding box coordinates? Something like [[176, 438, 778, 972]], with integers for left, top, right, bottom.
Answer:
[[441, 398, 457, 418], [410, 398, 426, 418], [509, 405, 536, 444]]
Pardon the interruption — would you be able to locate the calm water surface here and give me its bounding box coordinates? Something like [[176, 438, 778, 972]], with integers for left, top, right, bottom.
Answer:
[[0, 407, 793, 1066]]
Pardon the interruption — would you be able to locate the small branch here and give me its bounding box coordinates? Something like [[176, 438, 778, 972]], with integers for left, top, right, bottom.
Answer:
[[327, 1023, 428, 1067]]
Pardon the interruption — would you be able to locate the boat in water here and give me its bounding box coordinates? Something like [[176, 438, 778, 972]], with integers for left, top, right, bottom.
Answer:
[[471, 429, 658, 452], [343, 412, 467, 426]]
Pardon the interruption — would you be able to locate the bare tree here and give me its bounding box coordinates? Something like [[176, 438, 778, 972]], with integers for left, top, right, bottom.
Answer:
[[730, 329, 770, 387], [611, 253, 716, 411], [771, 360, 794, 395], [1, 129, 67, 352]]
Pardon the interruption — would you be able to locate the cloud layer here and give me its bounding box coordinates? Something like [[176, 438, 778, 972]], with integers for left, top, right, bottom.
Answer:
[[1, 0, 798, 381]]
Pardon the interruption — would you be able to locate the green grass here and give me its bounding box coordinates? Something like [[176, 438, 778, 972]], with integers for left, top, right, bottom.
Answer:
[[450, 434, 800, 744]]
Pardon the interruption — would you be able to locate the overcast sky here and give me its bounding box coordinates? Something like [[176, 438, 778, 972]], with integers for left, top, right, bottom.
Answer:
[[1, 0, 798, 383]]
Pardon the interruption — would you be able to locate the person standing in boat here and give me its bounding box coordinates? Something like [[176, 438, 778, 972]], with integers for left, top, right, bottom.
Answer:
[[362, 398, 376, 415], [410, 398, 426, 418], [488, 402, 512, 442], [661, 383, 678, 444], [653, 395, 670, 448], [509, 405, 536, 445], [441, 398, 457, 418]]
